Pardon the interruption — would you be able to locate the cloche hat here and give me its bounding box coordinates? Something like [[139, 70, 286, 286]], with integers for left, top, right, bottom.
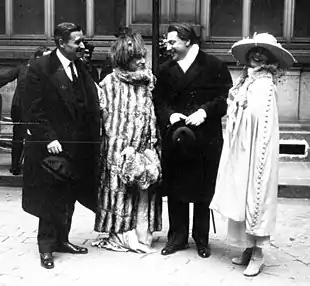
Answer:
[[230, 33, 297, 69]]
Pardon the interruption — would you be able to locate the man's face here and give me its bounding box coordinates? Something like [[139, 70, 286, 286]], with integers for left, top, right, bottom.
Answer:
[[60, 30, 85, 61], [166, 31, 190, 61]]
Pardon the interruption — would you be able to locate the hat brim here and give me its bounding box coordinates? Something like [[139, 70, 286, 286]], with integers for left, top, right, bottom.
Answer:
[[231, 39, 297, 69]]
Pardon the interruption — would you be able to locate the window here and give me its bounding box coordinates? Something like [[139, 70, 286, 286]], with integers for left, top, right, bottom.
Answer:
[[174, 0, 200, 23], [250, 0, 284, 37], [94, 0, 126, 35], [13, 0, 44, 35], [210, 0, 243, 37], [0, 0, 5, 34], [294, 0, 310, 38], [55, 0, 86, 31]]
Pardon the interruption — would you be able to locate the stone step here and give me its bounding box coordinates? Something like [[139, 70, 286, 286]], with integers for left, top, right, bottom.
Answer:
[[1, 152, 310, 198]]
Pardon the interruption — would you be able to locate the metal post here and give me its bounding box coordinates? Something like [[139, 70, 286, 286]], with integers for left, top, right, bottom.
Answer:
[[152, 0, 160, 75]]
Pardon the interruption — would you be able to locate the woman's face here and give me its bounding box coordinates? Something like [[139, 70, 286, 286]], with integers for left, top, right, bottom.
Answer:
[[248, 47, 269, 68], [128, 56, 146, 71]]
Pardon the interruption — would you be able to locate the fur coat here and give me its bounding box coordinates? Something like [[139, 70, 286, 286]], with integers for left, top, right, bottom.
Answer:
[[95, 68, 162, 234]]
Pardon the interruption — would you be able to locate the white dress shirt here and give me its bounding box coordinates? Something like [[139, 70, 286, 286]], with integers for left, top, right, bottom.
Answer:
[[56, 49, 78, 81]]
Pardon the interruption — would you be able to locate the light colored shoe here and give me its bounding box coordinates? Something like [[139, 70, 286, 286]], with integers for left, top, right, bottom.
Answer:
[[232, 248, 253, 266], [243, 255, 264, 277]]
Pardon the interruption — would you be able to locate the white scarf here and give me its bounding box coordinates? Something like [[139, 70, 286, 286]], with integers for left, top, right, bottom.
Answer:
[[177, 44, 199, 73]]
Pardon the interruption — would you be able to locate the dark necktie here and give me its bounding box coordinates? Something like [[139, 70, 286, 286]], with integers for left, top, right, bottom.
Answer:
[[69, 62, 78, 83]]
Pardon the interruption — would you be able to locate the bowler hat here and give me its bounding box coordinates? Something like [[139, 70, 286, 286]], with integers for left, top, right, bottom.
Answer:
[[165, 120, 197, 159]]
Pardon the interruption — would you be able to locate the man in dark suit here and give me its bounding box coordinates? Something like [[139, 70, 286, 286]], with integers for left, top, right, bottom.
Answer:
[[0, 46, 51, 175], [22, 22, 100, 269], [153, 23, 232, 258]]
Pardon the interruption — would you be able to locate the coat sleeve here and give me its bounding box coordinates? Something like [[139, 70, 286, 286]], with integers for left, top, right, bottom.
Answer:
[[24, 62, 58, 142], [152, 66, 175, 129], [0, 66, 20, 88], [200, 60, 232, 118]]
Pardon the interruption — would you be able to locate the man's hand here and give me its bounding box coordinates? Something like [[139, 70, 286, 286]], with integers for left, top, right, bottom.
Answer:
[[170, 113, 187, 125], [185, 109, 207, 126], [47, 140, 62, 154]]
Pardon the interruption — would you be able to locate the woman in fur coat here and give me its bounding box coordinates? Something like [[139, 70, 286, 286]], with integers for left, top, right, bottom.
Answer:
[[210, 33, 296, 276], [93, 32, 162, 253]]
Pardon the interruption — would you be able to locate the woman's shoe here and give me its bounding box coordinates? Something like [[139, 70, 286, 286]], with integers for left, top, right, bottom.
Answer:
[[243, 255, 264, 277], [232, 248, 253, 266]]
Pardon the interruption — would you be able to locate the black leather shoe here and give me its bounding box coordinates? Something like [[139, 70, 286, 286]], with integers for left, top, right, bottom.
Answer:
[[55, 242, 88, 254], [40, 252, 54, 269], [161, 243, 189, 256], [197, 245, 211, 258]]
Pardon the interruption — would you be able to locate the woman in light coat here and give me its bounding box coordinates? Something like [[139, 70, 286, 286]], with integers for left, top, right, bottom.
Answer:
[[210, 33, 296, 276]]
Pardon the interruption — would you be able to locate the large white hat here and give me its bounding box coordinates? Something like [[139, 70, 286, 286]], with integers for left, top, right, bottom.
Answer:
[[230, 33, 297, 69]]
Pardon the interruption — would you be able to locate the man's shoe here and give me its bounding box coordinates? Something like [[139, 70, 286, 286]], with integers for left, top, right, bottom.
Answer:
[[40, 252, 54, 269], [55, 242, 88, 254], [197, 245, 211, 258], [161, 243, 189, 256]]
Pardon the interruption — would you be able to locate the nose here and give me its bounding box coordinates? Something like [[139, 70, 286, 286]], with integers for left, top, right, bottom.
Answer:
[[166, 43, 172, 51], [80, 41, 85, 49], [140, 57, 146, 64]]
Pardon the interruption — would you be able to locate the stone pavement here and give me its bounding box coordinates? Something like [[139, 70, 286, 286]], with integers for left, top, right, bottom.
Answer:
[[0, 187, 309, 286]]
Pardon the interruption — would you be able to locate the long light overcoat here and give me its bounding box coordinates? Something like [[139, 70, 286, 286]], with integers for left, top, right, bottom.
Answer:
[[210, 67, 279, 237]]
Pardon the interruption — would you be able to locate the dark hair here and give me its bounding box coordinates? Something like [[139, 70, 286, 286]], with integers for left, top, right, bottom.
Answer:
[[54, 22, 82, 47], [167, 23, 200, 46], [246, 47, 278, 65], [34, 45, 51, 59], [110, 29, 147, 70]]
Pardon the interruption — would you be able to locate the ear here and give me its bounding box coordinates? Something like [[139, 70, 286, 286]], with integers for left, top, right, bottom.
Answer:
[[185, 40, 191, 47], [59, 38, 65, 48]]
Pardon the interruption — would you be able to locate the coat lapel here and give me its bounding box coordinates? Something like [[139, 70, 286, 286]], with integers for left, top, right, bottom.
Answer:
[[48, 50, 77, 121], [167, 51, 204, 93]]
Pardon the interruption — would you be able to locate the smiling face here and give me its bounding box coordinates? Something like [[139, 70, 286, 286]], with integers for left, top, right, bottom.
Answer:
[[128, 56, 146, 71], [166, 31, 190, 61], [59, 30, 85, 61], [247, 47, 271, 67]]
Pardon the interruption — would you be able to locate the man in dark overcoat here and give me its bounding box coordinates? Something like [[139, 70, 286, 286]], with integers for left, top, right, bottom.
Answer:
[[0, 46, 51, 175], [22, 22, 101, 269], [153, 23, 232, 258]]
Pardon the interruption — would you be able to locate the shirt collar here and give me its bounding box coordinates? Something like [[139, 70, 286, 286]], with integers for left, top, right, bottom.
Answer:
[[177, 44, 199, 72], [56, 49, 72, 68]]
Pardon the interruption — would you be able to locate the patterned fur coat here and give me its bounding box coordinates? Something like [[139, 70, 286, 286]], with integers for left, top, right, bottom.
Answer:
[[95, 68, 162, 234]]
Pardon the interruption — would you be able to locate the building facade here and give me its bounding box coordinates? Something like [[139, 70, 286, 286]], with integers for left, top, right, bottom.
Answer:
[[1, 0, 310, 156]]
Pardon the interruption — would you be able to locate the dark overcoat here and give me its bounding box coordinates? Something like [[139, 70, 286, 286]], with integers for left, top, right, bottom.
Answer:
[[153, 50, 232, 203], [22, 50, 101, 218]]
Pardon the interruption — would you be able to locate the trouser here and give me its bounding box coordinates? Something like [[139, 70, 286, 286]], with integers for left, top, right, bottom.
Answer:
[[37, 194, 76, 253], [166, 196, 210, 247]]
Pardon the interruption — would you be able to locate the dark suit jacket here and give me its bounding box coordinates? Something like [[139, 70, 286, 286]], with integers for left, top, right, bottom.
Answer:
[[153, 50, 232, 202], [22, 49, 101, 218]]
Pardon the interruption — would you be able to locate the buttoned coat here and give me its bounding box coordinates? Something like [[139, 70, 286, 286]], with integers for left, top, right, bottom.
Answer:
[[22, 50, 101, 218], [153, 51, 232, 203]]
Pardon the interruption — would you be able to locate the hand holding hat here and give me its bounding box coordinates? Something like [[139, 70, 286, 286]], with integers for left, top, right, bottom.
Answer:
[[170, 113, 187, 125], [185, 109, 206, 126]]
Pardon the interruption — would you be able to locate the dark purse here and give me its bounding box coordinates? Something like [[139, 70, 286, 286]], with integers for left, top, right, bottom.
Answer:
[[41, 152, 78, 181]]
